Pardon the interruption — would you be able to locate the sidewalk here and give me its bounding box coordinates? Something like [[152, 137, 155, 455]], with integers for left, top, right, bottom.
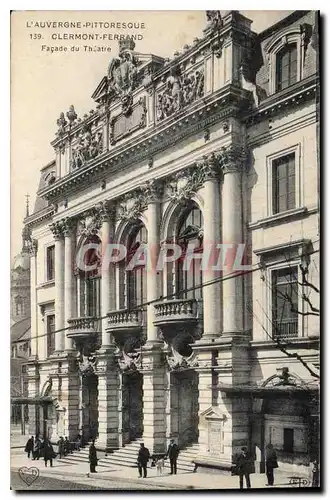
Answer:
[[11, 451, 312, 490]]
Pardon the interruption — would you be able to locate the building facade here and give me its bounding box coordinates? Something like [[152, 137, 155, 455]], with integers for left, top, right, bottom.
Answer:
[[25, 11, 319, 475]]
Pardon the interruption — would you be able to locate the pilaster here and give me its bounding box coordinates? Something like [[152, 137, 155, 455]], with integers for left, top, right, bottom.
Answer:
[[96, 347, 120, 450], [140, 343, 166, 454], [50, 221, 65, 352]]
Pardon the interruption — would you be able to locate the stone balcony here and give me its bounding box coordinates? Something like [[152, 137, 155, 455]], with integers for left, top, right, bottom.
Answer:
[[107, 309, 143, 333], [153, 298, 202, 326], [67, 316, 100, 341]]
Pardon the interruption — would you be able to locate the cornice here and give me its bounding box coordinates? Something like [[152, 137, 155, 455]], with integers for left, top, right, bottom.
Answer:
[[245, 74, 318, 125], [38, 85, 250, 202], [25, 206, 55, 230]]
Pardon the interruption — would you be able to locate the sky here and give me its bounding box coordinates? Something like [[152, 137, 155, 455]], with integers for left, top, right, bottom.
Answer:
[[10, 10, 293, 259]]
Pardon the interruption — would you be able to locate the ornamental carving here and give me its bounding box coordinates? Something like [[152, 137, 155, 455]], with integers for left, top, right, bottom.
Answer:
[[71, 125, 103, 170], [118, 189, 148, 221], [49, 221, 64, 240], [167, 166, 206, 203], [163, 332, 200, 372], [107, 39, 140, 116], [114, 333, 146, 373], [78, 352, 98, 377], [205, 11, 223, 31], [156, 68, 204, 121]]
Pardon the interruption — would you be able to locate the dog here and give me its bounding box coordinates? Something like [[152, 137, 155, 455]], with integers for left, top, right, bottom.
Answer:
[[156, 457, 165, 476]]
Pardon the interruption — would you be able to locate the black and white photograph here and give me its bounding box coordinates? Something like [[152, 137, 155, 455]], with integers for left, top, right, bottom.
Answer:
[[10, 8, 320, 491]]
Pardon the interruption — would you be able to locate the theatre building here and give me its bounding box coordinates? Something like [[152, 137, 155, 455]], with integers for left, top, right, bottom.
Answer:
[[24, 11, 319, 475]]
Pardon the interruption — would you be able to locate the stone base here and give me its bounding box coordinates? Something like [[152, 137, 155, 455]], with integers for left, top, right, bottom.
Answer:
[[193, 457, 233, 475]]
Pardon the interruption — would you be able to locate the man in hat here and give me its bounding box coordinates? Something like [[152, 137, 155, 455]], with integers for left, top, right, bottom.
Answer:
[[166, 438, 180, 475]]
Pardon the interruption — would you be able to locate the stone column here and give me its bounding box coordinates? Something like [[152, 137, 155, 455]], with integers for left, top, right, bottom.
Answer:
[[51, 222, 65, 352], [99, 202, 116, 348], [202, 157, 221, 338], [29, 240, 38, 358], [27, 362, 40, 436], [145, 181, 162, 343], [221, 150, 244, 338], [96, 202, 119, 450], [63, 218, 76, 351]]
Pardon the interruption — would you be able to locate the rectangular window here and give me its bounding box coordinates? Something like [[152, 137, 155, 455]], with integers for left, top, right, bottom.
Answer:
[[283, 428, 294, 453], [272, 266, 298, 339], [272, 153, 296, 214], [86, 278, 101, 317], [46, 245, 55, 281], [47, 314, 55, 357]]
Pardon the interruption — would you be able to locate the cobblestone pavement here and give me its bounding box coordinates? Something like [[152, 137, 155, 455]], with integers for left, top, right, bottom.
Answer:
[[11, 471, 168, 491]]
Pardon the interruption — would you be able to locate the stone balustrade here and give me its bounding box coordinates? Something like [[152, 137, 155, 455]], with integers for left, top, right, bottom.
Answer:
[[67, 316, 100, 340], [153, 298, 201, 326], [107, 309, 143, 332]]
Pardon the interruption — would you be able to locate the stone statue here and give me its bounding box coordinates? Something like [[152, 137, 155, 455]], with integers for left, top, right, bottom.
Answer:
[[206, 10, 223, 30]]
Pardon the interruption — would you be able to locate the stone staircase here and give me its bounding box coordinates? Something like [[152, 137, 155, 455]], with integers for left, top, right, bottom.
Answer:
[[57, 440, 199, 473]]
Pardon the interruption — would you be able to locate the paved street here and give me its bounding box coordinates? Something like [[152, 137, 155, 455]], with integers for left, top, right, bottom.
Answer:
[[11, 471, 168, 491]]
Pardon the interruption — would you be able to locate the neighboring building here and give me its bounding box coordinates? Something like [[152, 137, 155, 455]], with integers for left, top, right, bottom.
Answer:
[[24, 11, 319, 475], [11, 208, 32, 426]]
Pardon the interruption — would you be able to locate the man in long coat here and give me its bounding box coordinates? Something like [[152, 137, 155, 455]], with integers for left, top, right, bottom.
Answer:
[[137, 442, 150, 478], [89, 440, 98, 473], [166, 438, 180, 475], [24, 436, 34, 459]]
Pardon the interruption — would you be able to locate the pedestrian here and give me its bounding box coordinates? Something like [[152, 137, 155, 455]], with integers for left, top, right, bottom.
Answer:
[[166, 438, 179, 475], [24, 436, 34, 459], [44, 439, 55, 467], [32, 435, 41, 460], [265, 443, 278, 486], [64, 436, 70, 456], [89, 440, 98, 473], [137, 442, 150, 478], [235, 446, 252, 489], [57, 436, 64, 458]]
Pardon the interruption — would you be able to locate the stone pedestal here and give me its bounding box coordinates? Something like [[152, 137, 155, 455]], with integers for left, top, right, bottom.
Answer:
[[141, 343, 166, 454], [96, 348, 120, 450]]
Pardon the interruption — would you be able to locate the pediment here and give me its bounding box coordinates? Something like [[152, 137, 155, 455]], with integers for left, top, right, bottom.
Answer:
[[200, 406, 227, 421]]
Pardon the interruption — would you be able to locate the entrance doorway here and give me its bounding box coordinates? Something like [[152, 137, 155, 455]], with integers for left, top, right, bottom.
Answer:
[[81, 374, 98, 442], [171, 370, 199, 448], [122, 372, 143, 442]]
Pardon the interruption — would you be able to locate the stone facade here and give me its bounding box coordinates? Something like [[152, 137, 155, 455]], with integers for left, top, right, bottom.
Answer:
[[25, 11, 319, 475]]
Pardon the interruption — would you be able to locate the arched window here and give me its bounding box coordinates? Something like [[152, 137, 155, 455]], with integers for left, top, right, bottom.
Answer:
[[275, 43, 297, 92], [176, 205, 203, 300], [125, 225, 148, 309]]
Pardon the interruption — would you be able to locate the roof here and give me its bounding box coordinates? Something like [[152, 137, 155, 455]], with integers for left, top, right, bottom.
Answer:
[[11, 317, 31, 343]]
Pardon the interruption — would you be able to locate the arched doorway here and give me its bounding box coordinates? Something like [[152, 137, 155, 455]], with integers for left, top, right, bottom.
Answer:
[[171, 370, 199, 448], [122, 371, 143, 442]]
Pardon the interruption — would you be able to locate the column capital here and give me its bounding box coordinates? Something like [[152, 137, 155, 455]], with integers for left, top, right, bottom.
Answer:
[[217, 144, 248, 175], [62, 216, 77, 237], [94, 200, 116, 222], [118, 189, 148, 222], [28, 239, 38, 256], [198, 152, 223, 181], [144, 179, 163, 204], [49, 221, 64, 241]]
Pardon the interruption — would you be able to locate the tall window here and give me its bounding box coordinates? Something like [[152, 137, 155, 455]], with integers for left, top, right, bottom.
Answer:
[[86, 277, 101, 316], [15, 296, 24, 316], [126, 225, 147, 308], [272, 267, 298, 339], [176, 206, 203, 300], [276, 43, 297, 92], [46, 245, 55, 281], [47, 314, 55, 357], [78, 235, 101, 317], [272, 153, 296, 214]]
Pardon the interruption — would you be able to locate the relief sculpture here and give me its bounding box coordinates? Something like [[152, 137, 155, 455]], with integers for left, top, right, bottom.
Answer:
[[71, 127, 103, 170], [156, 69, 204, 121]]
